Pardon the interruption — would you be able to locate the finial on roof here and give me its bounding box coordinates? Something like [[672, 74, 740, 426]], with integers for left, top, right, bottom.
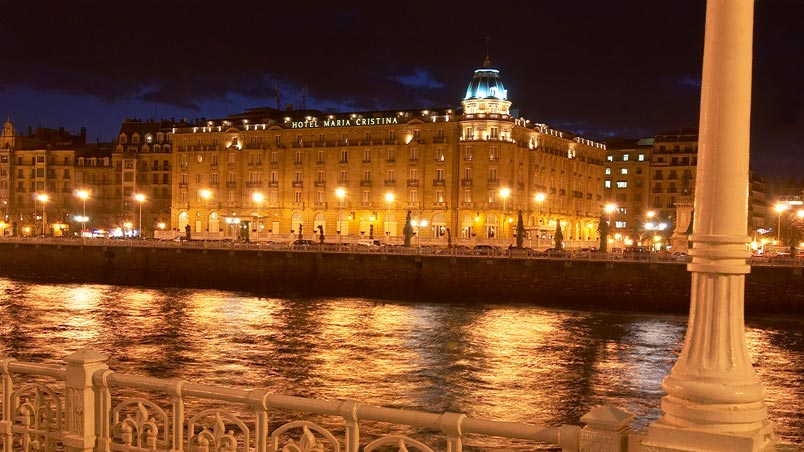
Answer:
[[483, 36, 492, 67]]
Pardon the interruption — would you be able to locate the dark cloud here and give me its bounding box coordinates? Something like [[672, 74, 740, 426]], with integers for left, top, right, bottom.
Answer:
[[0, 1, 802, 177]]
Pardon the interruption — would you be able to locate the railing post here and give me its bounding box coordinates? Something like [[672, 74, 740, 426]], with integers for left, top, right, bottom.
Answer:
[[578, 406, 632, 452], [338, 400, 361, 452], [0, 358, 17, 452], [63, 350, 108, 452]]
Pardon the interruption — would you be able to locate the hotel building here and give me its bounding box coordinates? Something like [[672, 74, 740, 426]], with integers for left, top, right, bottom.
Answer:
[[169, 58, 608, 246]]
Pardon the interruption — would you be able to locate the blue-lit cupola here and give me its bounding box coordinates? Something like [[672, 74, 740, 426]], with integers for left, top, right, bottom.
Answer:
[[464, 55, 508, 101], [461, 55, 512, 117]]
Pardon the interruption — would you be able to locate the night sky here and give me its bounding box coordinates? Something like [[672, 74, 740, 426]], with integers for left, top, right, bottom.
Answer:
[[0, 1, 802, 179]]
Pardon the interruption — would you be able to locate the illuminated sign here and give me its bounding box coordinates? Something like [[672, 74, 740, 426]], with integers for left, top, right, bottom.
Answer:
[[291, 117, 399, 129]]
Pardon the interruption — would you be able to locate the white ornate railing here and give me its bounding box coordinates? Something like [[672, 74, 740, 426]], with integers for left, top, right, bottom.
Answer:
[[0, 351, 644, 452]]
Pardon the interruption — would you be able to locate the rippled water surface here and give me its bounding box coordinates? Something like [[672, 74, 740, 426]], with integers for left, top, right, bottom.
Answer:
[[0, 278, 801, 447]]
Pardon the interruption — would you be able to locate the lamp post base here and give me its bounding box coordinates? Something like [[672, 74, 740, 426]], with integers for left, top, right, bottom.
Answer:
[[643, 418, 775, 452]]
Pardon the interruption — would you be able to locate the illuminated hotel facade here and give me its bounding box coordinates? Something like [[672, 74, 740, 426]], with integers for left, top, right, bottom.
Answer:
[[170, 58, 607, 245]]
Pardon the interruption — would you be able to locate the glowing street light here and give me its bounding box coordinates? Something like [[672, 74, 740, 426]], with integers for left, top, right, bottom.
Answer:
[[252, 192, 264, 240], [384, 192, 394, 236], [77, 190, 89, 236], [36, 193, 48, 236], [605, 203, 617, 225], [336, 188, 346, 241], [135, 194, 146, 239], [775, 203, 787, 245], [500, 188, 511, 240]]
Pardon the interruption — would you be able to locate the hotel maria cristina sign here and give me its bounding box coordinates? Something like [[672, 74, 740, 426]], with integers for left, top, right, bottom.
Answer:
[[290, 116, 399, 129]]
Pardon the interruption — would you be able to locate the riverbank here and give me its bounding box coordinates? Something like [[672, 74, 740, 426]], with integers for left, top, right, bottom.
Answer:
[[0, 241, 802, 315]]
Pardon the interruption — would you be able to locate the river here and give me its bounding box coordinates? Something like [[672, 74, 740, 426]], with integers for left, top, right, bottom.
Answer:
[[0, 277, 801, 447]]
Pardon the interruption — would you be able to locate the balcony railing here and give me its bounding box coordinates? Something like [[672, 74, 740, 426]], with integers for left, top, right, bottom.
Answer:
[[360, 180, 372, 187], [292, 181, 303, 188], [433, 179, 445, 186], [384, 180, 396, 187], [461, 178, 473, 187], [314, 181, 327, 187], [406, 179, 419, 187]]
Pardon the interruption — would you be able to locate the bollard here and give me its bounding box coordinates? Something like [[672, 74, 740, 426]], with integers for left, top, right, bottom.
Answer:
[[579, 406, 633, 452], [63, 350, 108, 452]]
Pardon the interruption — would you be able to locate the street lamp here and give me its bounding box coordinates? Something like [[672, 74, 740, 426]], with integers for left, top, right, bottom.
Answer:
[[384, 192, 394, 238], [534, 192, 546, 249], [36, 194, 48, 236], [774, 203, 787, 245], [500, 187, 510, 241], [336, 188, 346, 242], [77, 190, 89, 236], [200, 189, 212, 237], [605, 203, 617, 225], [252, 192, 264, 240], [135, 194, 146, 239]]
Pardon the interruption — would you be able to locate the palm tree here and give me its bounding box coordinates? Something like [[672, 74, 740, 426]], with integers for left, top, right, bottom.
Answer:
[[597, 214, 608, 252], [554, 221, 564, 249], [516, 210, 525, 249], [403, 210, 413, 247]]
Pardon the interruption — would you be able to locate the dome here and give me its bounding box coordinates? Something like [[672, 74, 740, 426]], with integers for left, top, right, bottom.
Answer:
[[464, 56, 508, 101]]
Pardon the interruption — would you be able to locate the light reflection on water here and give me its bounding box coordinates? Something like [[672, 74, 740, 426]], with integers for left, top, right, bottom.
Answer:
[[0, 278, 801, 446]]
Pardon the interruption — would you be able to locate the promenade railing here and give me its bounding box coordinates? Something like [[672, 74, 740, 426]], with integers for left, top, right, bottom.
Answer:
[[0, 351, 641, 452]]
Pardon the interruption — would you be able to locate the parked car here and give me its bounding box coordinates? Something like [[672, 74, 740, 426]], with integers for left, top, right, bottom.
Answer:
[[472, 244, 503, 256], [289, 239, 316, 250]]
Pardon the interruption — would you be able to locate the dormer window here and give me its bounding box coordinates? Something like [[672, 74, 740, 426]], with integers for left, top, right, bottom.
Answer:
[[119, 134, 127, 144], [146, 134, 153, 143], [132, 134, 140, 144]]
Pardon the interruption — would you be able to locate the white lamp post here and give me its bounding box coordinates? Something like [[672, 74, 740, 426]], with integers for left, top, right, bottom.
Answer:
[[77, 190, 89, 236], [135, 194, 146, 239], [775, 203, 787, 246], [535, 192, 546, 249], [336, 188, 346, 243], [252, 192, 264, 240], [500, 187, 510, 241], [36, 193, 48, 236], [385, 192, 394, 238]]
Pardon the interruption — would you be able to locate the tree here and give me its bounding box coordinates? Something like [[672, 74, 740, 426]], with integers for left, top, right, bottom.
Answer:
[[554, 221, 564, 249], [597, 214, 608, 252], [516, 210, 525, 249], [403, 210, 413, 247], [317, 225, 325, 244], [786, 211, 804, 256], [298, 223, 303, 240]]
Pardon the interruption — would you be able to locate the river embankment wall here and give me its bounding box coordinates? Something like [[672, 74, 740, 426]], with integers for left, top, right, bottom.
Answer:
[[0, 242, 802, 315]]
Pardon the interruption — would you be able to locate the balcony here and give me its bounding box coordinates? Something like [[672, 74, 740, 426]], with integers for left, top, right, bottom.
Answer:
[[268, 181, 278, 187], [408, 158, 419, 164], [292, 181, 304, 188], [432, 179, 445, 187], [406, 179, 419, 187], [432, 201, 446, 208], [461, 178, 473, 187], [384, 180, 396, 187], [246, 181, 262, 187], [314, 181, 326, 187], [487, 179, 500, 187], [360, 180, 372, 187], [226, 182, 236, 188], [314, 201, 328, 209], [178, 183, 188, 189]]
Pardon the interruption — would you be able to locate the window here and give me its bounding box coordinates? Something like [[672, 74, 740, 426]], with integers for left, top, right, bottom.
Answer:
[[211, 173, 218, 184], [464, 189, 471, 203], [294, 171, 302, 182], [408, 190, 418, 204], [389, 131, 396, 141], [409, 147, 419, 161], [604, 180, 612, 188], [464, 146, 473, 161], [340, 171, 347, 182], [435, 190, 444, 203], [465, 127, 473, 139], [228, 153, 236, 164], [295, 152, 302, 164], [340, 150, 348, 163], [489, 146, 499, 160], [615, 221, 627, 229], [249, 172, 261, 183], [387, 169, 395, 181], [228, 172, 235, 183], [638, 154, 645, 161], [464, 167, 472, 179], [489, 127, 499, 139], [362, 190, 371, 203], [413, 130, 420, 139], [606, 155, 613, 162], [605, 168, 611, 175], [622, 154, 629, 161], [363, 170, 371, 181], [316, 191, 324, 203], [270, 172, 278, 183], [294, 191, 302, 203], [275, 135, 281, 145], [409, 169, 419, 180], [487, 190, 495, 203], [387, 149, 396, 162], [212, 155, 219, 166], [318, 150, 325, 163], [271, 152, 279, 164], [436, 169, 445, 181], [317, 171, 325, 182], [436, 147, 444, 161], [196, 173, 202, 183], [616, 181, 628, 188], [489, 168, 497, 181], [620, 168, 628, 175], [363, 149, 371, 162]]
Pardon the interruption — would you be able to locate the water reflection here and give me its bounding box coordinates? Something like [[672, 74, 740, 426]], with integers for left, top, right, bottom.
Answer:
[[0, 278, 800, 445]]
